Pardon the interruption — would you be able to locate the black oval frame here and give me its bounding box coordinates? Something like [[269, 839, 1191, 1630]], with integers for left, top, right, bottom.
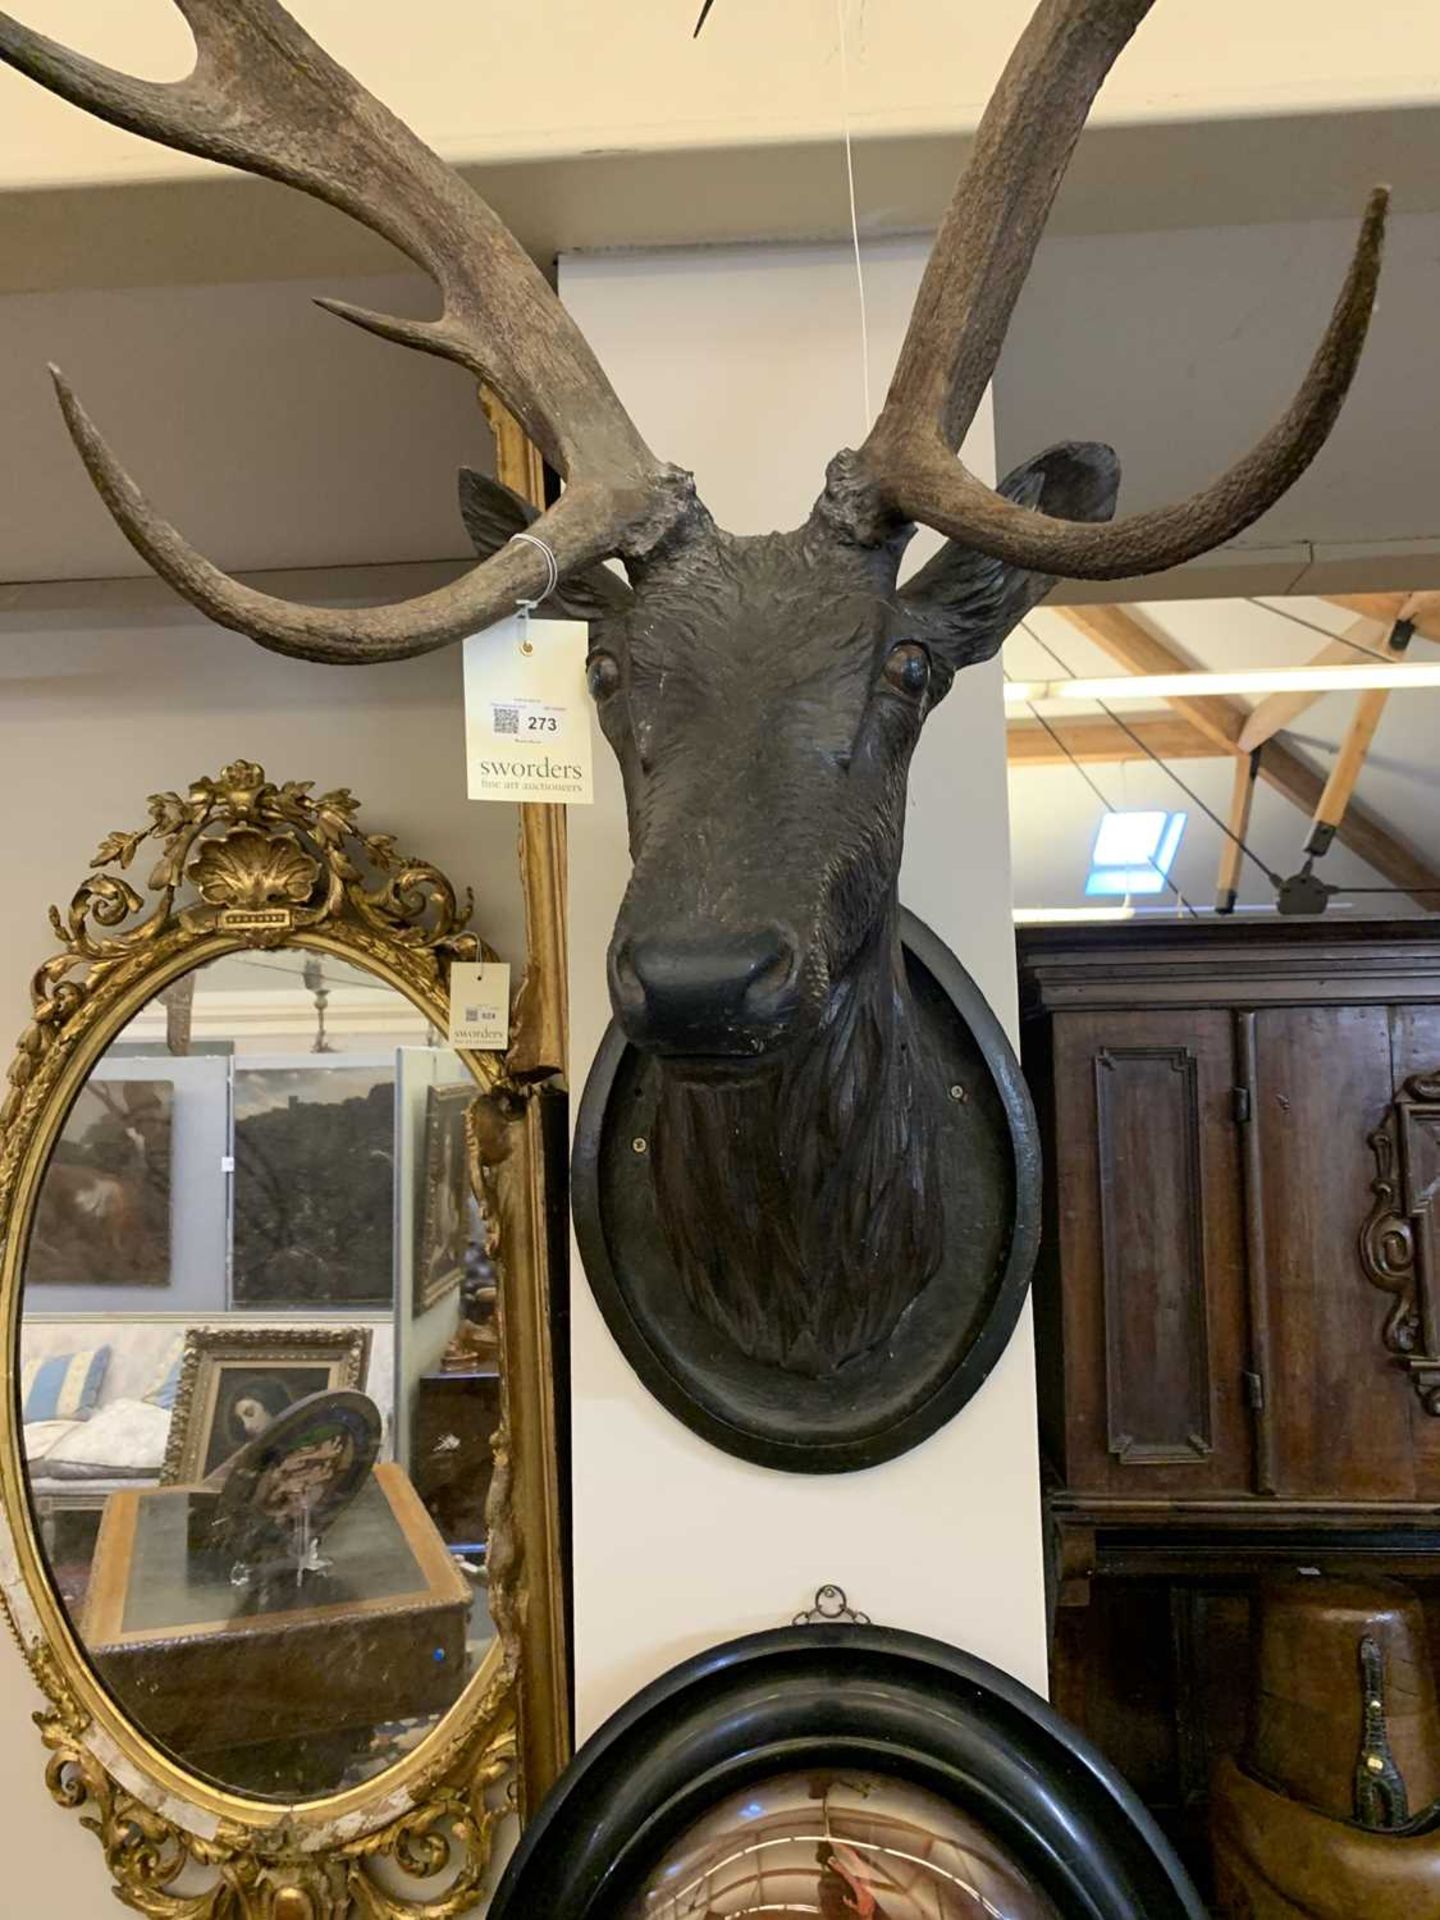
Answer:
[[572, 911, 1042, 1472], [489, 1624, 1207, 1919]]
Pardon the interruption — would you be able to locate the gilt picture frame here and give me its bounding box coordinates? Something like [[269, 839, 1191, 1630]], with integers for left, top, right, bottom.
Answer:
[[158, 1324, 373, 1485], [0, 760, 569, 1915]]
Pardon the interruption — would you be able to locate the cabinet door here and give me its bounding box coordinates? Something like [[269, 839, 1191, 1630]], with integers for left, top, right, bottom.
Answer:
[[1050, 1011, 1252, 1494], [1250, 1005, 1412, 1499]]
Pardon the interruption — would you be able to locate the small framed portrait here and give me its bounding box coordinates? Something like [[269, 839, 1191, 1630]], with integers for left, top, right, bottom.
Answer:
[[414, 1084, 478, 1317], [159, 1326, 373, 1485]]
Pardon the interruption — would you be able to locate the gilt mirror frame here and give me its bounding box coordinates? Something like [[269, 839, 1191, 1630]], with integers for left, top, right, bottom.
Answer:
[[0, 761, 567, 1918]]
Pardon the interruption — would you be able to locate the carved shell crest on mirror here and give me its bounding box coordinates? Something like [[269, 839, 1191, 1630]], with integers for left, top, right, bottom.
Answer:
[[0, 764, 564, 1918]]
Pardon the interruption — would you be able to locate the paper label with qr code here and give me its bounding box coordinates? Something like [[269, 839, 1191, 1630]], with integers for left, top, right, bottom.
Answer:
[[463, 614, 592, 805], [447, 961, 512, 1050]]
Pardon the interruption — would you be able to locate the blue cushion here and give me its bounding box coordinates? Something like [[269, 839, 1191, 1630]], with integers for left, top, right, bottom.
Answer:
[[21, 1346, 110, 1423], [143, 1337, 185, 1412]]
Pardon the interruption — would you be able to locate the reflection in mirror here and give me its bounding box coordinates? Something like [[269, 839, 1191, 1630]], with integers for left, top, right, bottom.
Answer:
[[624, 1770, 1063, 1920], [20, 949, 503, 1802]]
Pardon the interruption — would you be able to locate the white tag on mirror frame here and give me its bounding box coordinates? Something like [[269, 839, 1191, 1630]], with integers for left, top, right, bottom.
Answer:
[[463, 615, 593, 805], [448, 961, 512, 1051]]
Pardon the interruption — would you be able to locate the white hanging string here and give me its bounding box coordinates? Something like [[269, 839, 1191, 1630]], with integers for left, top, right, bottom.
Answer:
[[834, 0, 873, 433]]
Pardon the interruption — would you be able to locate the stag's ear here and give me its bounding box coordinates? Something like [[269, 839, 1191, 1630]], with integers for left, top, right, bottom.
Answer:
[[898, 442, 1119, 670], [457, 469, 635, 622]]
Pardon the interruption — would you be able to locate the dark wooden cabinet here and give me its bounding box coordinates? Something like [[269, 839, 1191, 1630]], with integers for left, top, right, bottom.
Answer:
[[1024, 922, 1440, 1514], [1020, 921, 1440, 1900]]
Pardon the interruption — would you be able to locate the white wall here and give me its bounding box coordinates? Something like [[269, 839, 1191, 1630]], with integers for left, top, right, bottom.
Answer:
[[560, 239, 1048, 1735]]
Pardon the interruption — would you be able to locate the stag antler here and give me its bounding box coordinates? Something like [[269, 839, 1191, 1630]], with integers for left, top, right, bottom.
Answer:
[[0, 0, 683, 663], [856, 0, 1388, 579]]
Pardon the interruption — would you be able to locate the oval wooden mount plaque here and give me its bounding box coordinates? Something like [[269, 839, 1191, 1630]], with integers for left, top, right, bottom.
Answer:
[[573, 912, 1041, 1472]]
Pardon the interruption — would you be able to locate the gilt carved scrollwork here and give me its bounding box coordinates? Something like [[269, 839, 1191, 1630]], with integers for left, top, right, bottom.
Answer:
[[28, 1664, 517, 1920], [1361, 1071, 1440, 1415]]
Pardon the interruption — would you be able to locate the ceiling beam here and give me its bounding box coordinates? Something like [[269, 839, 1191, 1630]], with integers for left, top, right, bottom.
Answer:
[[1053, 603, 1440, 911], [1006, 714, 1217, 765], [1326, 593, 1440, 647], [1056, 605, 1243, 752], [1304, 687, 1393, 856], [1237, 617, 1395, 752], [1256, 736, 1440, 907], [1216, 752, 1261, 914]]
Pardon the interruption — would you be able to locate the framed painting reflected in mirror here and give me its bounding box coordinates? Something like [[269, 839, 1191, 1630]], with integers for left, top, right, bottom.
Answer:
[[26, 1078, 174, 1288], [233, 1063, 397, 1309], [415, 1082, 477, 1316], [159, 1326, 373, 1485]]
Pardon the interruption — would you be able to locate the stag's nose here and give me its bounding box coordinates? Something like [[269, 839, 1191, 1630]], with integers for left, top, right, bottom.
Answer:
[[610, 926, 801, 1054]]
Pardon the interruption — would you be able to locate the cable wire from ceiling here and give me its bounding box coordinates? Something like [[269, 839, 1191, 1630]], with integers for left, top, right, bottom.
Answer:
[[1246, 597, 1409, 657], [1003, 665, 1199, 917], [1017, 620, 1284, 893]]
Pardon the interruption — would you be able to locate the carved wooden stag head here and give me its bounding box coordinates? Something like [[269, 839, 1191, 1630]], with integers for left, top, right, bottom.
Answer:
[[1, 2, 1387, 1383]]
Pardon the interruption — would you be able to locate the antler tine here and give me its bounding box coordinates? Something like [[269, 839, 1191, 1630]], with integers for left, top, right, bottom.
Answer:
[[1, 0, 673, 659], [878, 189, 1388, 580], [1, 1, 655, 480], [864, 0, 1155, 466], [49, 368, 652, 665], [856, 0, 1389, 581]]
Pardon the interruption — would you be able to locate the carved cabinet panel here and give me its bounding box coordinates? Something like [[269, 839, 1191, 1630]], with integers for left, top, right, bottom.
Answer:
[[1042, 1010, 1251, 1495]]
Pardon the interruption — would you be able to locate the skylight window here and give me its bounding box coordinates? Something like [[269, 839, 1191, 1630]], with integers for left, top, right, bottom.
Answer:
[[1085, 810, 1187, 898]]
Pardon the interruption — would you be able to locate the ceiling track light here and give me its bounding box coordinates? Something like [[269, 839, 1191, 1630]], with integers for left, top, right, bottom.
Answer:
[[1003, 664, 1440, 708]]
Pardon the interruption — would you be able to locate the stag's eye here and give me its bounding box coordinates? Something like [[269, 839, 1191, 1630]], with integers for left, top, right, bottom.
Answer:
[[882, 641, 931, 700], [586, 651, 621, 702]]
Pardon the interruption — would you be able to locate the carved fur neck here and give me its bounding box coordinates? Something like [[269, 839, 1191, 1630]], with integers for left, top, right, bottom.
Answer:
[[650, 910, 945, 1376]]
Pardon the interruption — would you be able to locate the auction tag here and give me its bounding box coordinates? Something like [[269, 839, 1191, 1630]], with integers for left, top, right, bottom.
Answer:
[[463, 614, 593, 805], [448, 961, 512, 1051]]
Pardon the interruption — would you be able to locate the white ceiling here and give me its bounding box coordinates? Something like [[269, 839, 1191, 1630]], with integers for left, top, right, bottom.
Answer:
[[993, 211, 1440, 597], [0, 271, 490, 582]]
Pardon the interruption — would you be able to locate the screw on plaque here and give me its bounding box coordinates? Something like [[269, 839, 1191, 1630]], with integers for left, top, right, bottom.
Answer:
[[793, 1584, 872, 1627]]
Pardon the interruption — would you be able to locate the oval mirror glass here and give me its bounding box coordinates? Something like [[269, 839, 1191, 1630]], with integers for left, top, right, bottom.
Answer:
[[18, 947, 500, 1802]]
